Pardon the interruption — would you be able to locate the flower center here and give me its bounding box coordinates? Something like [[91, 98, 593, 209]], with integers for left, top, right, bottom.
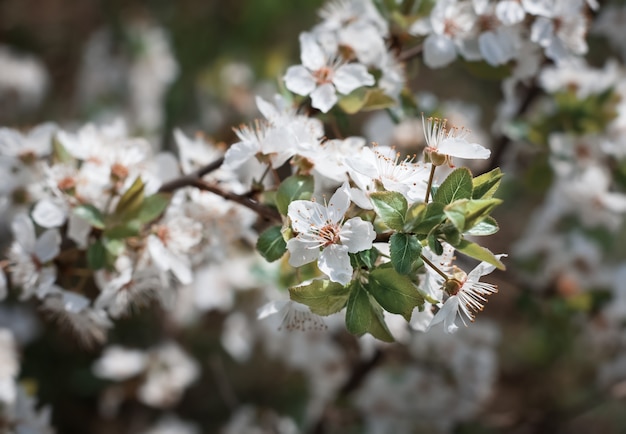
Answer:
[[313, 66, 334, 85], [318, 223, 340, 247]]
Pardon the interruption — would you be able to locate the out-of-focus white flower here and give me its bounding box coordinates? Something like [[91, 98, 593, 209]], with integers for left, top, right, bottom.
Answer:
[[40, 290, 113, 345], [1, 385, 54, 434], [138, 342, 200, 408], [8, 214, 61, 300], [221, 405, 300, 434], [287, 182, 375, 285], [258, 300, 327, 332], [0, 123, 56, 159], [0, 328, 19, 405], [409, 0, 476, 68], [93, 345, 148, 381], [0, 45, 49, 110], [147, 212, 202, 285], [140, 414, 201, 434], [284, 32, 375, 113]]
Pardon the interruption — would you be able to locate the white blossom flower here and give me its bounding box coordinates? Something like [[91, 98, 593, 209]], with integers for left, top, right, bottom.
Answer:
[[8, 214, 61, 300], [258, 299, 327, 331], [427, 256, 505, 334], [92, 345, 148, 381], [422, 115, 490, 165], [137, 342, 200, 408], [345, 145, 431, 206], [287, 182, 375, 285], [0, 328, 18, 405], [284, 32, 375, 113]]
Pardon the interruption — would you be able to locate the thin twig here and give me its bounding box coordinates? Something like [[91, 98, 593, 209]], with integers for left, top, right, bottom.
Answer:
[[421, 254, 449, 280], [158, 156, 225, 193], [190, 179, 281, 223], [424, 164, 436, 203], [398, 43, 423, 62]]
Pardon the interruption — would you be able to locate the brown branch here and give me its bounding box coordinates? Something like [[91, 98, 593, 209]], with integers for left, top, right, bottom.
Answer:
[[190, 179, 281, 223], [398, 43, 423, 62], [158, 156, 225, 193]]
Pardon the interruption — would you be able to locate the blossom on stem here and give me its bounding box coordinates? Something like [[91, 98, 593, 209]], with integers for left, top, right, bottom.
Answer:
[[287, 182, 375, 285], [427, 256, 504, 334], [284, 32, 375, 113], [422, 115, 490, 166]]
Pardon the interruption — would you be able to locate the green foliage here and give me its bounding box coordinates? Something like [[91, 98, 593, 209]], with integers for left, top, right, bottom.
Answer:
[[405, 201, 445, 234], [472, 168, 503, 199], [338, 88, 397, 114], [257, 225, 287, 262], [73, 205, 105, 229], [367, 268, 425, 321], [289, 279, 351, 316], [87, 240, 107, 270], [389, 233, 422, 275], [433, 167, 473, 205], [345, 281, 394, 342], [444, 198, 502, 233], [370, 191, 408, 231], [276, 175, 314, 215], [456, 239, 505, 270]]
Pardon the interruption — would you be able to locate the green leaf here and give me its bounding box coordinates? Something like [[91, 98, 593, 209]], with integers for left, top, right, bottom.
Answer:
[[276, 175, 314, 215], [405, 202, 445, 234], [428, 234, 443, 255], [87, 240, 106, 270], [361, 89, 397, 111], [103, 238, 125, 257], [256, 225, 287, 262], [73, 204, 105, 229], [345, 281, 394, 342], [289, 279, 351, 316], [444, 198, 502, 232], [114, 177, 145, 219], [434, 168, 473, 205], [390, 233, 422, 275], [472, 168, 503, 199], [456, 239, 505, 270], [351, 248, 379, 270], [466, 216, 499, 236], [368, 268, 425, 321], [370, 191, 407, 231], [104, 220, 141, 239], [52, 136, 73, 164], [338, 88, 368, 114], [137, 194, 171, 224]]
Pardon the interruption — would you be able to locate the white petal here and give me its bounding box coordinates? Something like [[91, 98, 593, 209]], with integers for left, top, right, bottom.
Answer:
[[437, 138, 491, 159], [333, 64, 375, 95], [284, 65, 317, 96], [340, 218, 375, 253], [11, 214, 36, 253], [310, 83, 338, 113], [478, 31, 510, 66], [467, 254, 507, 281], [318, 244, 352, 285], [423, 34, 457, 69], [257, 300, 288, 320], [223, 139, 258, 170], [255, 96, 279, 120], [426, 296, 460, 333], [32, 199, 66, 228], [530, 17, 554, 48], [349, 187, 373, 210], [287, 238, 320, 267], [496, 1, 526, 25], [35, 230, 61, 263], [288, 200, 328, 233], [299, 32, 326, 71], [326, 182, 351, 223], [67, 213, 92, 249]]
